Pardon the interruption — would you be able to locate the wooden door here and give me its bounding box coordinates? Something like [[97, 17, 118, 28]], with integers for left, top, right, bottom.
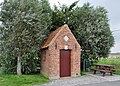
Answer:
[[60, 50, 71, 77]]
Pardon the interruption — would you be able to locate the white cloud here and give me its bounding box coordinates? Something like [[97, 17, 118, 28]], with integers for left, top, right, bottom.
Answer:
[[111, 40, 120, 53], [0, 0, 4, 2]]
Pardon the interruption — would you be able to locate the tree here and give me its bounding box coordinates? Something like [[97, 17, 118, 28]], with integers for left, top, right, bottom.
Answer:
[[0, 0, 51, 74], [0, 0, 114, 74], [50, 2, 114, 63]]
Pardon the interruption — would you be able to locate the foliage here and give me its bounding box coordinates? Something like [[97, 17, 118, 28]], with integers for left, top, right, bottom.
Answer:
[[0, 0, 114, 74], [0, 0, 51, 74], [50, 2, 114, 63], [0, 74, 48, 86], [98, 57, 120, 75]]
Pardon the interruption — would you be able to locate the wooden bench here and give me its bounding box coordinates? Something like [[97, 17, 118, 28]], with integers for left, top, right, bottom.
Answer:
[[90, 64, 116, 76], [100, 70, 112, 76], [90, 68, 101, 74]]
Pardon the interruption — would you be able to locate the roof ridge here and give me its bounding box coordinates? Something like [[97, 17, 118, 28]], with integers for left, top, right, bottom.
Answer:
[[48, 26, 64, 47], [41, 24, 67, 49]]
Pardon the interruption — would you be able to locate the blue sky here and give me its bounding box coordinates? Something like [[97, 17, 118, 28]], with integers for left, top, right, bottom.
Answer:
[[49, 0, 120, 53], [0, 0, 119, 53]]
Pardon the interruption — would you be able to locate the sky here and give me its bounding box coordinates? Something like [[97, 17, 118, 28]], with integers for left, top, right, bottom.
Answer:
[[0, 0, 119, 53]]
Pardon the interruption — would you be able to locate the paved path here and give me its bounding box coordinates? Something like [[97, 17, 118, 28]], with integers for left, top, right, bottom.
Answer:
[[81, 80, 120, 86], [86, 72, 120, 81], [40, 75, 107, 86], [34, 73, 120, 86]]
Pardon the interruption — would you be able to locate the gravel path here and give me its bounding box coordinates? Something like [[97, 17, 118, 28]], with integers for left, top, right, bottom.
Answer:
[[34, 75, 107, 86], [34, 73, 120, 86], [81, 80, 120, 86]]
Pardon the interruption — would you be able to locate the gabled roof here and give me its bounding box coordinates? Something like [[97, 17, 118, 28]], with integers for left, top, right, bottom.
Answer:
[[41, 24, 67, 49]]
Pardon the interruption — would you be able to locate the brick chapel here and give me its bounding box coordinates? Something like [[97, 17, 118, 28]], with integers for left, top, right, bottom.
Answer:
[[41, 24, 81, 79]]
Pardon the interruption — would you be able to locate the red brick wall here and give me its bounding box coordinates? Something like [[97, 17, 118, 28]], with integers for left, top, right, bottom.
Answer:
[[41, 25, 81, 79], [41, 49, 50, 77]]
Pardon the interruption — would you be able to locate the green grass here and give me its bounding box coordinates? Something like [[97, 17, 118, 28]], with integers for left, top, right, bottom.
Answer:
[[98, 57, 120, 75], [0, 74, 49, 86], [81, 71, 86, 76]]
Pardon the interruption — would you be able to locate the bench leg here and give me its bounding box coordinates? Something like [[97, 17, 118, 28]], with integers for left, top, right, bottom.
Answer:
[[94, 70, 96, 74], [110, 72, 113, 76], [103, 72, 105, 77]]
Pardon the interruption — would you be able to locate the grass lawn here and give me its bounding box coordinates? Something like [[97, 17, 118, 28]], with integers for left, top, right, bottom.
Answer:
[[0, 74, 49, 86], [98, 57, 120, 75]]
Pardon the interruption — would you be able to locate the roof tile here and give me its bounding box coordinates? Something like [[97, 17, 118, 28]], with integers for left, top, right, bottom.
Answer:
[[41, 24, 67, 49]]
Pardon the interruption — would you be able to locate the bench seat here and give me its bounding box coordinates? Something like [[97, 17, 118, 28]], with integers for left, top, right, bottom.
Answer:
[[90, 64, 115, 76], [100, 70, 113, 76], [100, 70, 112, 73], [90, 68, 101, 74], [90, 68, 100, 71], [90, 68, 116, 76]]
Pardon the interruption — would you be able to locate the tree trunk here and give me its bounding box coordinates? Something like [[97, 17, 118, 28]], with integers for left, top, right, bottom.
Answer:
[[17, 56, 22, 75]]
